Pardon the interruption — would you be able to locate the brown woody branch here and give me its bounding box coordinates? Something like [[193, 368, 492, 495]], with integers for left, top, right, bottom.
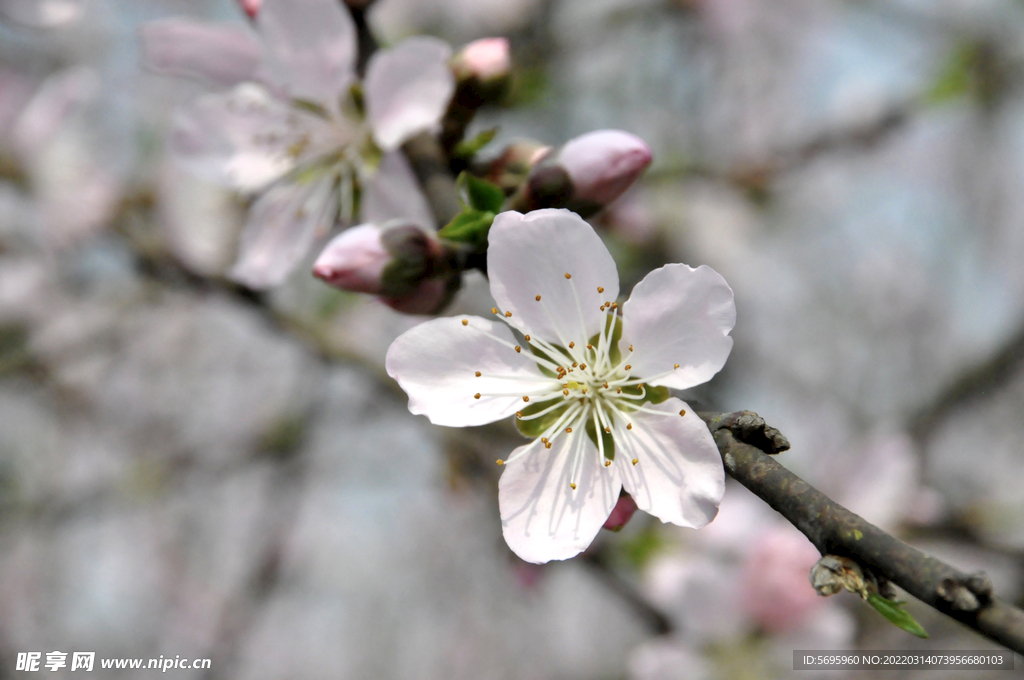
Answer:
[[699, 410, 1024, 654]]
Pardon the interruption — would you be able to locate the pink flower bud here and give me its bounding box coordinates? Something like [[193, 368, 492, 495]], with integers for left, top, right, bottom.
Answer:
[[312, 224, 390, 295], [556, 130, 652, 207], [740, 527, 823, 634], [453, 38, 511, 83], [603, 494, 639, 531], [236, 0, 260, 18]]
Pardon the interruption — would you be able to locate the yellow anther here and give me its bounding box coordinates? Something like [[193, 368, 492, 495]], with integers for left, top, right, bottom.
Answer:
[[604, 427, 611, 433], [597, 286, 604, 293], [505, 311, 512, 318], [626, 423, 633, 430], [564, 273, 571, 279], [462, 319, 468, 326], [522, 396, 530, 402], [474, 393, 481, 399], [545, 442, 552, 449], [565, 427, 573, 433], [674, 363, 680, 369], [569, 482, 577, 490], [581, 388, 587, 394], [587, 343, 592, 350], [475, 371, 481, 377], [492, 307, 499, 314], [631, 458, 638, 465], [496, 459, 504, 466], [563, 389, 569, 396], [516, 411, 523, 418], [515, 346, 521, 353], [603, 382, 609, 388], [624, 364, 631, 371], [679, 409, 686, 417], [611, 303, 618, 309], [569, 342, 575, 348], [616, 387, 622, 394], [525, 335, 531, 341], [579, 363, 587, 370], [541, 437, 548, 443], [535, 294, 541, 301], [604, 460, 611, 467], [572, 362, 578, 367], [628, 345, 633, 352]]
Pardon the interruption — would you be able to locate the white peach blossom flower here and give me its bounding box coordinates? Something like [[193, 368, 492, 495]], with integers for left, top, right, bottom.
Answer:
[[141, 0, 454, 288], [385, 209, 735, 563]]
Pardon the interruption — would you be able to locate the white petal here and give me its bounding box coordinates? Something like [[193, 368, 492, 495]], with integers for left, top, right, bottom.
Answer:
[[499, 433, 621, 563], [361, 151, 435, 228], [170, 83, 316, 192], [385, 316, 551, 427], [487, 209, 619, 345], [0, 0, 80, 28], [12, 67, 97, 159], [140, 19, 260, 87], [365, 37, 454, 152], [616, 398, 724, 528], [621, 263, 735, 390], [229, 176, 336, 288], [257, 0, 357, 101]]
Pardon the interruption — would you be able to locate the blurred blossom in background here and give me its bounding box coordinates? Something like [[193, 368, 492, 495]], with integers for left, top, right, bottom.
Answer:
[[1, 0, 1024, 678]]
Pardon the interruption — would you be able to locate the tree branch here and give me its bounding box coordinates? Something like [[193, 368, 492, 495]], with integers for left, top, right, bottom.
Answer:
[[699, 410, 1024, 654]]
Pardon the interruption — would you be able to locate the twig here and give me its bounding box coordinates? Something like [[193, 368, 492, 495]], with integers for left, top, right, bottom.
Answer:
[[699, 410, 1024, 654]]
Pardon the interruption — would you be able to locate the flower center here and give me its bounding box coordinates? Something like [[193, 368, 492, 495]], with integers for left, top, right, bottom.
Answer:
[[468, 274, 686, 490]]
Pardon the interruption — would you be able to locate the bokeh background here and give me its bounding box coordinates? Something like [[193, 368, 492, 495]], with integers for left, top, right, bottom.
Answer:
[[2, 0, 1024, 678]]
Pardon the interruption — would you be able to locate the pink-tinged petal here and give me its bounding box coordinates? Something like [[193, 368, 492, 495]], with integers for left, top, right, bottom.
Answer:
[[383, 276, 451, 315], [361, 151, 435, 228], [140, 19, 260, 87], [385, 316, 551, 427], [621, 263, 735, 390], [499, 433, 621, 563], [170, 83, 311, 192], [452, 37, 511, 82], [616, 398, 724, 528], [257, 0, 357, 101], [312, 223, 389, 294], [12, 67, 97, 160], [556, 129, 652, 207], [236, 0, 260, 18], [229, 176, 337, 288], [487, 209, 619, 344], [365, 37, 455, 152]]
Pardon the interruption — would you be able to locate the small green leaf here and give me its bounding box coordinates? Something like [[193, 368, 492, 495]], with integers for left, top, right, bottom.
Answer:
[[437, 209, 495, 249], [458, 172, 505, 213], [452, 127, 498, 159], [927, 42, 978, 105], [516, 398, 568, 438], [867, 593, 929, 639]]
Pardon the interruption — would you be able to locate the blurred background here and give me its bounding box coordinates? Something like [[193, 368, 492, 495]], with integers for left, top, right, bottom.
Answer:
[[2, 0, 1024, 678]]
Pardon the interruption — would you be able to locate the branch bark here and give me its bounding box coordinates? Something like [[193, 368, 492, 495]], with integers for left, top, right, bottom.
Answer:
[[699, 410, 1024, 654]]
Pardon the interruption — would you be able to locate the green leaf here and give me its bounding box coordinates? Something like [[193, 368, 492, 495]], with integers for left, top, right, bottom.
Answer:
[[516, 398, 568, 438], [458, 172, 505, 213], [437, 209, 494, 249], [867, 593, 929, 639], [452, 127, 498, 159], [927, 42, 978, 105]]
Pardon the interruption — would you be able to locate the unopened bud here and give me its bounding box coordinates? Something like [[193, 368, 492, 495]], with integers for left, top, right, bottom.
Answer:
[[452, 38, 511, 87], [525, 164, 573, 208], [486, 140, 551, 192], [603, 493, 638, 532], [555, 129, 652, 212], [236, 0, 260, 18], [314, 222, 460, 315], [312, 224, 391, 295]]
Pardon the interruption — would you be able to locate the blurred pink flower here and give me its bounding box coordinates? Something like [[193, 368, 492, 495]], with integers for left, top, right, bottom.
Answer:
[[141, 0, 455, 288], [739, 526, 823, 633], [603, 494, 638, 531], [313, 224, 392, 295], [236, 0, 260, 19]]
